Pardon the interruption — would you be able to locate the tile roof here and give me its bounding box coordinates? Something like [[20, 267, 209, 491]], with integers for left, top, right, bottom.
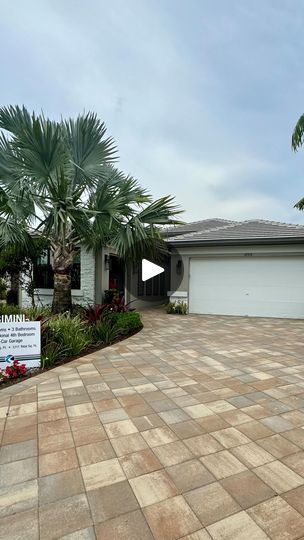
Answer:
[[165, 218, 237, 237], [167, 219, 304, 244]]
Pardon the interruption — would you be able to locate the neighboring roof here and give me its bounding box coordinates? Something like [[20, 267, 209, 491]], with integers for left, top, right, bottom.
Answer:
[[164, 218, 237, 237], [167, 219, 304, 245]]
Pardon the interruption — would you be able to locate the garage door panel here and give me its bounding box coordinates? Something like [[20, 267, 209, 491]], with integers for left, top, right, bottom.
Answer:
[[196, 284, 304, 302], [189, 257, 304, 318]]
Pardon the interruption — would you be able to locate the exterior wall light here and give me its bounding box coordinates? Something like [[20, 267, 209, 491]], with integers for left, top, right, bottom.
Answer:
[[176, 259, 182, 275], [104, 254, 111, 270]]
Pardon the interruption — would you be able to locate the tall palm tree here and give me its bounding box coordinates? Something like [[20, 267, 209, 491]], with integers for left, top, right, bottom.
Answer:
[[292, 114, 304, 209], [0, 106, 182, 312]]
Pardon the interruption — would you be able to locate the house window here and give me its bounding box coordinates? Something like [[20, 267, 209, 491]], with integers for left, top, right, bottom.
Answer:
[[71, 251, 81, 289], [137, 264, 165, 297], [33, 248, 81, 289]]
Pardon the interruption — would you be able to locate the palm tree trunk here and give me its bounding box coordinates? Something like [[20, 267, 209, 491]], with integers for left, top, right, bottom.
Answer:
[[51, 245, 74, 314], [52, 271, 72, 313]]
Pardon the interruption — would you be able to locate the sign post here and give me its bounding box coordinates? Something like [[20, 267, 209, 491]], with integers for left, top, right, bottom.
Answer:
[[0, 316, 41, 368]]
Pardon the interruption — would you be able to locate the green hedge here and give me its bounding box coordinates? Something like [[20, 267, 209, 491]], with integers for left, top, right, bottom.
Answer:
[[110, 311, 142, 335]]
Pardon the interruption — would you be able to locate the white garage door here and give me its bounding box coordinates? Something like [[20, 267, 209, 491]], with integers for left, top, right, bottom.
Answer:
[[189, 256, 304, 318]]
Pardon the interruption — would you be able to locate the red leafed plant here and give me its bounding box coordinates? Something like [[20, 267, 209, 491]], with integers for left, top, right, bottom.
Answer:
[[81, 298, 134, 324], [0, 360, 27, 380], [108, 297, 134, 313], [80, 304, 109, 324]]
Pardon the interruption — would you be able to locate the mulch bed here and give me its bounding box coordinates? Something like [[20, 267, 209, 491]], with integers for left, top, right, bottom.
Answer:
[[0, 326, 143, 390]]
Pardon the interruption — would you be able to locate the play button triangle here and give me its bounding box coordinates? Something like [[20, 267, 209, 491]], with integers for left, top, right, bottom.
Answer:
[[142, 259, 164, 281]]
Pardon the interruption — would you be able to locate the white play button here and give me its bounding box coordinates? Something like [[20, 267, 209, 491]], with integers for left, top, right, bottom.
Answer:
[[142, 259, 164, 281]]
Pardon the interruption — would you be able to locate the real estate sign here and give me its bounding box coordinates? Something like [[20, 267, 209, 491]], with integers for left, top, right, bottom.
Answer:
[[0, 315, 41, 368]]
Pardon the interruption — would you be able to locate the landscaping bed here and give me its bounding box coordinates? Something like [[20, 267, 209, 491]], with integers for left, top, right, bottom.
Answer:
[[0, 303, 142, 389]]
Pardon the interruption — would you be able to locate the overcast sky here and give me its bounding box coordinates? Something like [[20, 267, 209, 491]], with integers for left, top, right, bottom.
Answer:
[[1, 0, 304, 223]]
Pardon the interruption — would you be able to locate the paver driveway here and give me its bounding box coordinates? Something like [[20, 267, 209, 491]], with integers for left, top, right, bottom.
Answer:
[[2, 310, 304, 539]]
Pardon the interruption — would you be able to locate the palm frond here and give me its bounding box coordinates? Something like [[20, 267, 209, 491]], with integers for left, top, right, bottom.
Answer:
[[0, 217, 31, 248], [135, 196, 183, 225], [292, 114, 304, 151], [294, 197, 304, 210], [109, 221, 168, 261], [99, 167, 151, 205], [92, 175, 149, 224], [64, 113, 118, 186], [0, 105, 32, 136]]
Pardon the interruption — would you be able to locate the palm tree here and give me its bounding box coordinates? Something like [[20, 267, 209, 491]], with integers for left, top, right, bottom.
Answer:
[[292, 114, 304, 209], [0, 106, 182, 312]]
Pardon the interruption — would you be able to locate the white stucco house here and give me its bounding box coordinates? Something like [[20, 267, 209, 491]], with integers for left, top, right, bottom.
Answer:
[[20, 218, 304, 319]]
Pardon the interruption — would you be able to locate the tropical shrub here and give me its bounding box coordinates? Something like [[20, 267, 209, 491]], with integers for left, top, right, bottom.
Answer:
[[166, 301, 188, 315], [48, 314, 91, 357], [39, 316, 64, 369], [110, 311, 142, 335], [80, 298, 134, 325], [93, 319, 121, 345], [109, 296, 134, 313], [24, 306, 52, 320], [41, 341, 66, 369], [80, 304, 109, 324]]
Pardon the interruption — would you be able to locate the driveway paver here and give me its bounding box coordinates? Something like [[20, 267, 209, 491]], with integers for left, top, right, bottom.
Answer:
[[1, 310, 304, 539]]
